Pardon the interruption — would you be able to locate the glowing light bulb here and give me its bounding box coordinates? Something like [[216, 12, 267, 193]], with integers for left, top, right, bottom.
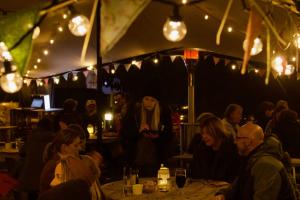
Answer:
[[231, 64, 236, 70], [34, 65, 38, 69], [104, 112, 113, 121], [0, 71, 23, 93], [153, 58, 159, 64], [285, 64, 295, 75], [43, 50, 49, 56], [58, 26, 64, 32], [243, 37, 263, 56], [37, 58, 41, 63], [87, 65, 94, 70], [182, 0, 187, 4], [255, 69, 259, 73], [204, 14, 209, 20], [227, 26, 233, 32], [72, 75, 78, 81], [68, 15, 90, 36], [163, 18, 187, 42], [111, 69, 115, 74], [50, 39, 55, 44], [272, 55, 287, 75]]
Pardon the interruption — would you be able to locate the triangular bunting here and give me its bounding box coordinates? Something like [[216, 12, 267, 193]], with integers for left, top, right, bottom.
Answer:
[[134, 61, 142, 69], [114, 63, 120, 70], [170, 55, 177, 62], [45, 78, 49, 85], [125, 64, 131, 71], [83, 70, 89, 77], [103, 65, 110, 73], [212, 56, 220, 65]]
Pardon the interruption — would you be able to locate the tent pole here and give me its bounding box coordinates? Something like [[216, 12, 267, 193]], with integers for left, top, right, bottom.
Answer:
[[96, 0, 102, 93]]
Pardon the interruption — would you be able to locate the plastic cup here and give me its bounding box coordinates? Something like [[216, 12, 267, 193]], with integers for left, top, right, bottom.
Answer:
[[132, 184, 143, 195]]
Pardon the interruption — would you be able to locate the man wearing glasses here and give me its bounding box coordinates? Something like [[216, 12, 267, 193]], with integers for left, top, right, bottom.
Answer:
[[214, 123, 298, 200]]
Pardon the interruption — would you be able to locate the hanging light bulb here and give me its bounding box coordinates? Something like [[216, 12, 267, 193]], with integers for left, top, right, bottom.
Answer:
[[271, 55, 287, 75], [68, 14, 90, 36], [163, 6, 187, 42], [293, 33, 300, 48], [243, 37, 263, 56], [0, 42, 12, 61], [0, 60, 23, 93], [285, 64, 295, 75]]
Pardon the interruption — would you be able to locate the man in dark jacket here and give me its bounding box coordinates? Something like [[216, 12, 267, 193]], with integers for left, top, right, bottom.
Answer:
[[214, 123, 298, 200]]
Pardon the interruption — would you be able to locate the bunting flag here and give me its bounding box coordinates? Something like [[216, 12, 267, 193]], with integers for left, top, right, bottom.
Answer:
[[170, 55, 177, 62], [212, 57, 220, 65], [0, 8, 39, 74], [103, 65, 110, 73], [132, 60, 142, 69], [83, 70, 89, 77], [125, 64, 131, 71], [101, 0, 151, 56], [241, 7, 263, 74], [113, 63, 120, 70], [86, 70, 97, 89]]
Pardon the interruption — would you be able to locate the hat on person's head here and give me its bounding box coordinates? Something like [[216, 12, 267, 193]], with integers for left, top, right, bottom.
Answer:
[[141, 79, 161, 101], [86, 99, 96, 107]]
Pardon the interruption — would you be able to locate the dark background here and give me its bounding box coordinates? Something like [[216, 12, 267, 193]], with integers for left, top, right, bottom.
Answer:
[[0, 54, 298, 118]]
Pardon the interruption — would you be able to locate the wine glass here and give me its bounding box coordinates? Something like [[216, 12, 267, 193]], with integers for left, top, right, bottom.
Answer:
[[175, 168, 186, 196]]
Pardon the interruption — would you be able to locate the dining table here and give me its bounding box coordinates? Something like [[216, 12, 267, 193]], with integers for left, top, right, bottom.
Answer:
[[101, 178, 229, 200]]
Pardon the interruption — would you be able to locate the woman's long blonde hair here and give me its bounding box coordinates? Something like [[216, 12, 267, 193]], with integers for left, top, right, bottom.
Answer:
[[140, 98, 160, 131]]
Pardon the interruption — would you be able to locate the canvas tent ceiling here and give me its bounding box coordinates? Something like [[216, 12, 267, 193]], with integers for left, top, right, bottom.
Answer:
[[0, 0, 299, 78]]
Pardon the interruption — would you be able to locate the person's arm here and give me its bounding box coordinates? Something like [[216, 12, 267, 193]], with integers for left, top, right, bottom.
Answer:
[[252, 158, 282, 200]]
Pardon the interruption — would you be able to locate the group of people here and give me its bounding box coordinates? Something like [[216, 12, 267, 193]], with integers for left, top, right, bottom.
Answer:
[[188, 100, 300, 200], [12, 93, 300, 200]]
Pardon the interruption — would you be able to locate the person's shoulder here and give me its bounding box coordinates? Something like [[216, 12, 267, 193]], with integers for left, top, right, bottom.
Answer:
[[252, 154, 284, 172]]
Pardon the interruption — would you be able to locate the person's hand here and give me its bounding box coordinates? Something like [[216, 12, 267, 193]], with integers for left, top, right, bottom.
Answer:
[[139, 123, 150, 133], [213, 195, 225, 200]]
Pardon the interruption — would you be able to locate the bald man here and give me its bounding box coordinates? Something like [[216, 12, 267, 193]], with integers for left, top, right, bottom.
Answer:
[[214, 123, 298, 200]]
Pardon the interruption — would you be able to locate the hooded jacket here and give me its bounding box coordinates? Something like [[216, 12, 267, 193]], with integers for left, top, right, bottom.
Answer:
[[218, 135, 298, 200]]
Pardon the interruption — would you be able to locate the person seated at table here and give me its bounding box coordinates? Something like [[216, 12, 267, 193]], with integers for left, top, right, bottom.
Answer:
[[222, 104, 243, 140], [214, 123, 299, 200], [191, 115, 240, 182], [133, 86, 173, 177], [40, 125, 102, 199]]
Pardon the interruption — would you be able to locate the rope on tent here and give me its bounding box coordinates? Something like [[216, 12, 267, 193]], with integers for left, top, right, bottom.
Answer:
[[80, 0, 99, 65], [250, 0, 287, 47], [216, 0, 234, 45], [265, 27, 271, 85], [39, 0, 78, 16]]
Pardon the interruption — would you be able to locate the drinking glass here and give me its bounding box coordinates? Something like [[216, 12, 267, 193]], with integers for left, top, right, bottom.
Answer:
[[175, 168, 186, 197]]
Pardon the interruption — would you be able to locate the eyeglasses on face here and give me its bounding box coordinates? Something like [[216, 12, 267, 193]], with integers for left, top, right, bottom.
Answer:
[[235, 136, 251, 140]]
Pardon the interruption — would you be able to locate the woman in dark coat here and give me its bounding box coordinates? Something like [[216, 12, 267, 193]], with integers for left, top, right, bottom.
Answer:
[[191, 115, 240, 182], [132, 94, 172, 177]]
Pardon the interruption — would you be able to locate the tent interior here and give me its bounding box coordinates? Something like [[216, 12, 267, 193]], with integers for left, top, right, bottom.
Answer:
[[0, 0, 300, 115]]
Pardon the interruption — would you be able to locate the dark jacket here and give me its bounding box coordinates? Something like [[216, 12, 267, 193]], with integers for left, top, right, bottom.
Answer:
[[38, 179, 91, 200], [18, 128, 54, 191], [219, 135, 298, 200], [191, 137, 240, 182]]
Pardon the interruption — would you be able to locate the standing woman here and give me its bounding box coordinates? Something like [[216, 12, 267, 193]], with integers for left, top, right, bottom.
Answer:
[[134, 93, 172, 177]]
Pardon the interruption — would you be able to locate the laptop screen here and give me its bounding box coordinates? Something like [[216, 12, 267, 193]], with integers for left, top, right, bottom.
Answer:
[[31, 98, 43, 108]]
